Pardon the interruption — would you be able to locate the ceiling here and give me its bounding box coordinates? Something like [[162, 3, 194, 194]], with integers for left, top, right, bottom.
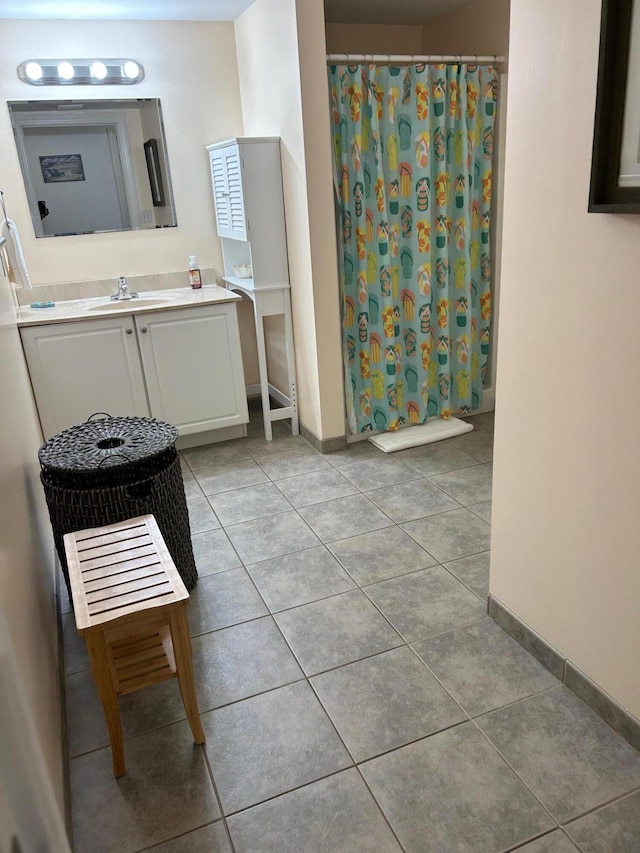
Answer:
[[0, 0, 473, 24], [0, 0, 257, 20]]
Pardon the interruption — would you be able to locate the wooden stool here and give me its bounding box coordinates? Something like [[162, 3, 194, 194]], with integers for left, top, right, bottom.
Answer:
[[64, 514, 204, 778]]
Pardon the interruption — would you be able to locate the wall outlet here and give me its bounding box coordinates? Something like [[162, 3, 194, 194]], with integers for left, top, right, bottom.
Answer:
[[140, 210, 154, 224]]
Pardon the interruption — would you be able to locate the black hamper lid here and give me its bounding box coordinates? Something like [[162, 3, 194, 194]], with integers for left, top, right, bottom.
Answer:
[[39, 415, 179, 489]]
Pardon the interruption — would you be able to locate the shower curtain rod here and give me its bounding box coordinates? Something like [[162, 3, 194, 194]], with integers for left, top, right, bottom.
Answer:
[[326, 53, 505, 65]]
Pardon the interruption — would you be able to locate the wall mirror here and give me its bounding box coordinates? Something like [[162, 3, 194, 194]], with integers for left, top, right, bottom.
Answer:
[[8, 98, 177, 237], [589, 0, 640, 212]]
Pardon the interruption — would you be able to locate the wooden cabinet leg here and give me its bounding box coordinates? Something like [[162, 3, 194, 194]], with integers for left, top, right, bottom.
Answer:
[[85, 631, 125, 778], [170, 607, 205, 745]]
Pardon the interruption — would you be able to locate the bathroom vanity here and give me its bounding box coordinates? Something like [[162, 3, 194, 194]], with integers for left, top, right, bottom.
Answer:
[[18, 285, 249, 443]]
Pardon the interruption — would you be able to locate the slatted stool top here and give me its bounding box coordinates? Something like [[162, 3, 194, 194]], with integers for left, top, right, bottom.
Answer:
[[64, 514, 188, 631]]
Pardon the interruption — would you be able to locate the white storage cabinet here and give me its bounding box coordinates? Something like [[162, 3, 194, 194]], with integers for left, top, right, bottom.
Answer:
[[20, 303, 249, 440], [207, 137, 299, 440]]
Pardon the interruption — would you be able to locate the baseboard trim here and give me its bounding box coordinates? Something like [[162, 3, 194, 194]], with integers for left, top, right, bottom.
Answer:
[[488, 595, 640, 750], [300, 421, 347, 454]]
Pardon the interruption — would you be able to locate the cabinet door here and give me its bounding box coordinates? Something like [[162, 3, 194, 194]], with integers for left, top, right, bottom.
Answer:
[[136, 303, 249, 435], [20, 317, 149, 439], [209, 145, 247, 241]]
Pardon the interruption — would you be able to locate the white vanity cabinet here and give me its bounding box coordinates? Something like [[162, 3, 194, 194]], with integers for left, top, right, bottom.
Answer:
[[19, 315, 149, 438], [135, 303, 248, 436], [20, 302, 248, 440]]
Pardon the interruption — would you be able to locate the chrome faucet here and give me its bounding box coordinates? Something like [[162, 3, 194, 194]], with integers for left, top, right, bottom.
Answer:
[[111, 276, 139, 301]]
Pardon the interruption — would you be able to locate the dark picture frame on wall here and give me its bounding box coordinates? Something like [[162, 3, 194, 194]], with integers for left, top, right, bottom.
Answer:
[[143, 138, 166, 207], [589, 0, 640, 212]]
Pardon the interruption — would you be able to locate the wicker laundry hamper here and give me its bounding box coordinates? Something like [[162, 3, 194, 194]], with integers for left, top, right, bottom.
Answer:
[[39, 414, 197, 596]]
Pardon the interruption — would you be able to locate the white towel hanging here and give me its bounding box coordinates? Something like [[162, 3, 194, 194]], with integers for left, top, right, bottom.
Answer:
[[0, 192, 32, 290]]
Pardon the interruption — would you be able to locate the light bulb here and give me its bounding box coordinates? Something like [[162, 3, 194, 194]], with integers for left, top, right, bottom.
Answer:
[[25, 61, 43, 81], [123, 61, 139, 79], [57, 61, 75, 80], [90, 61, 107, 80]]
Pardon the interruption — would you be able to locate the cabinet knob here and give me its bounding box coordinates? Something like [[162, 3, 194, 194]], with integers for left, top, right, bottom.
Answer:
[[140, 326, 148, 333], [125, 328, 133, 335]]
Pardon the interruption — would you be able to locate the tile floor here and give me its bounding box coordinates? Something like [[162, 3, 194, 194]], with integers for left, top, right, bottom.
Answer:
[[62, 409, 640, 853]]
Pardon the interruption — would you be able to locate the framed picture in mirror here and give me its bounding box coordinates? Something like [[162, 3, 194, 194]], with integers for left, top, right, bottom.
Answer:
[[589, 0, 640, 211], [144, 138, 165, 207]]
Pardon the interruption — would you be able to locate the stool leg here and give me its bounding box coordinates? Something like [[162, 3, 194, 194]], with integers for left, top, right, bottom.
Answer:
[[170, 607, 205, 745], [85, 631, 125, 778]]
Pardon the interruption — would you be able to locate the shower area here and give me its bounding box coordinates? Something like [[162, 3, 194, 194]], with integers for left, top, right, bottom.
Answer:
[[323, 0, 509, 439]]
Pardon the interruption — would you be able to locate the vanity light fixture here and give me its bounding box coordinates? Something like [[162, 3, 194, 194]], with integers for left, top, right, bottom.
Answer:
[[17, 59, 145, 86]]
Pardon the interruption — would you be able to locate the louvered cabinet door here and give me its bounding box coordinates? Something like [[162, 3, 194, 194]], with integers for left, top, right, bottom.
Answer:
[[208, 144, 247, 241]]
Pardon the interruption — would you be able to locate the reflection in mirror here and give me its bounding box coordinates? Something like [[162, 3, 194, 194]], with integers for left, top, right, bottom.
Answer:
[[8, 98, 177, 237], [619, 5, 640, 187]]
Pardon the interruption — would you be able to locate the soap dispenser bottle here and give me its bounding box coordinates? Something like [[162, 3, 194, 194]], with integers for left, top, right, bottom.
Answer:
[[188, 255, 202, 289]]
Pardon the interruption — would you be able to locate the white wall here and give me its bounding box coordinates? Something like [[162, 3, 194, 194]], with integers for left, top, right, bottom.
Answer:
[[24, 127, 125, 236], [235, 0, 345, 440], [492, 0, 640, 720], [0, 20, 244, 284], [0, 271, 62, 806], [325, 23, 423, 55], [422, 0, 510, 65]]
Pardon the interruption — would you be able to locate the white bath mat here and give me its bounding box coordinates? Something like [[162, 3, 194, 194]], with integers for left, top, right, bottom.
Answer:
[[368, 417, 473, 453]]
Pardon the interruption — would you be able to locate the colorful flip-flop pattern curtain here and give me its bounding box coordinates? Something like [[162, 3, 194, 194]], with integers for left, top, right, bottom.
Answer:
[[329, 63, 498, 434]]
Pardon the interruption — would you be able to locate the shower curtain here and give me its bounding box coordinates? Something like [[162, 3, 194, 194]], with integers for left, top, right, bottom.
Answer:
[[329, 62, 498, 434]]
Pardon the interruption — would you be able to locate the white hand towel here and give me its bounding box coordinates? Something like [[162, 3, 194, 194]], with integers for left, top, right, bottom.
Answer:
[[0, 218, 32, 289]]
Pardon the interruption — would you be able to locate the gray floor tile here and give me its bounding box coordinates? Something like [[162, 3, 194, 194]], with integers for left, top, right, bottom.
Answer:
[[187, 496, 221, 534], [328, 526, 437, 586], [299, 494, 393, 542], [449, 424, 494, 462], [311, 647, 465, 762], [207, 482, 292, 526], [566, 789, 640, 852], [274, 467, 358, 508], [182, 440, 250, 470], [444, 551, 491, 600], [143, 822, 232, 853], [256, 447, 331, 480], [63, 612, 89, 674], [188, 569, 268, 635], [366, 567, 486, 642], [191, 529, 241, 576], [469, 500, 492, 522], [194, 459, 269, 495], [366, 478, 461, 523], [275, 590, 402, 676], [182, 470, 203, 500], [192, 616, 303, 711], [247, 545, 356, 612], [203, 681, 351, 814], [402, 508, 491, 562], [242, 433, 311, 458], [225, 511, 319, 565], [227, 769, 401, 853], [413, 618, 559, 717], [477, 686, 640, 822], [510, 831, 579, 852], [326, 441, 385, 467], [395, 442, 478, 476], [430, 463, 493, 506], [66, 670, 186, 757], [339, 456, 419, 491], [474, 411, 495, 429], [71, 721, 220, 853], [361, 722, 553, 853]]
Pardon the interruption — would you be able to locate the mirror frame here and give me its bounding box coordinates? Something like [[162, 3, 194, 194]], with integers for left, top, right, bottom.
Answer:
[[589, 0, 640, 212]]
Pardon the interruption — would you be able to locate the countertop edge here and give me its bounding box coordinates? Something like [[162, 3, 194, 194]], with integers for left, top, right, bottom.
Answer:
[[16, 285, 241, 328]]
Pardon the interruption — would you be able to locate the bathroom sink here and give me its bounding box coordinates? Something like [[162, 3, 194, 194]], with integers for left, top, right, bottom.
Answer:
[[86, 297, 172, 312]]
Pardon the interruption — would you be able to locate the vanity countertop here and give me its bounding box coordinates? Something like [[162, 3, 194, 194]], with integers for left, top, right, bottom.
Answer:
[[16, 284, 241, 328]]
